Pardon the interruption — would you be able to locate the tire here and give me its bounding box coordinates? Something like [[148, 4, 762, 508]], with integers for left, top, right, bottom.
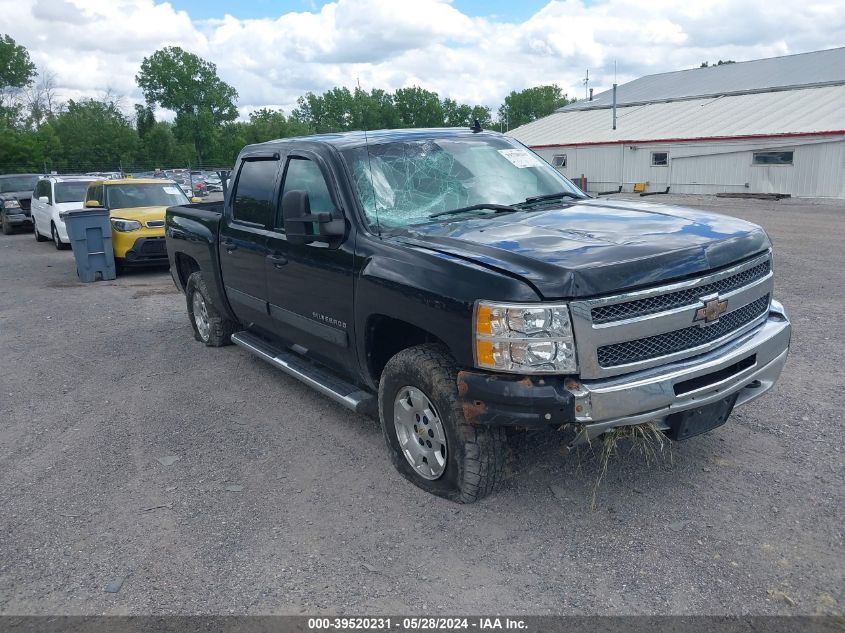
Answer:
[[378, 344, 506, 503], [185, 271, 237, 347], [34, 218, 47, 242], [51, 222, 67, 250]]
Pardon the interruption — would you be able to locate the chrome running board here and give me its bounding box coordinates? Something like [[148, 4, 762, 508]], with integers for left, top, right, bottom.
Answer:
[[231, 331, 376, 416]]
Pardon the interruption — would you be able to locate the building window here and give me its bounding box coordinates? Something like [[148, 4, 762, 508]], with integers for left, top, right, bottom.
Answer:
[[552, 154, 567, 168], [651, 152, 668, 166], [753, 151, 794, 165]]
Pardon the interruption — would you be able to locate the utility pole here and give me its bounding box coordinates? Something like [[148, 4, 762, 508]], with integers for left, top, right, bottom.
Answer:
[[583, 69, 590, 100]]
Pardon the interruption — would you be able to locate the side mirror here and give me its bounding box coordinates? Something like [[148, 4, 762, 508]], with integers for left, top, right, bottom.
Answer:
[[38, 196, 49, 203], [85, 200, 102, 208], [191, 197, 202, 203], [281, 190, 344, 246]]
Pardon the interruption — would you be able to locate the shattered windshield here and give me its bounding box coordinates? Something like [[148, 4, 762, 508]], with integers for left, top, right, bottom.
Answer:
[[341, 136, 584, 229]]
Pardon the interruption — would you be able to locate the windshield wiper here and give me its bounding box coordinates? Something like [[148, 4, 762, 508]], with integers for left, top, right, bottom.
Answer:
[[429, 203, 518, 219], [515, 191, 585, 208]]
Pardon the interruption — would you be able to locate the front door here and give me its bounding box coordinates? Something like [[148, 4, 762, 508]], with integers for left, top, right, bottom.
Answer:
[[263, 153, 356, 377], [219, 156, 281, 330], [31, 180, 50, 235]]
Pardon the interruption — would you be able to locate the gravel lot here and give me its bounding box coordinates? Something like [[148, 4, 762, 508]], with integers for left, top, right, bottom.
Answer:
[[0, 195, 842, 616]]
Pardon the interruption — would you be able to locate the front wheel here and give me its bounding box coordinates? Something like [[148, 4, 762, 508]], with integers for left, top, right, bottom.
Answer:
[[51, 223, 67, 250], [185, 271, 237, 347], [34, 219, 47, 242], [379, 344, 506, 503]]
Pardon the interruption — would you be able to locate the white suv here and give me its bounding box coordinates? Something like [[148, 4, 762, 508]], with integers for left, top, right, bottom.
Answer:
[[31, 176, 96, 249]]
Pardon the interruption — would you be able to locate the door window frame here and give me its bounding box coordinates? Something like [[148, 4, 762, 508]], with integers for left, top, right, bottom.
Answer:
[[273, 150, 345, 237], [227, 153, 283, 230]]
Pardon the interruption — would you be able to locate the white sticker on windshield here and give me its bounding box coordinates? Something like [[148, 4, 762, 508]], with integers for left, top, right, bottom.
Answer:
[[162, 186, 181, 195], [497, 148, 544, 168]]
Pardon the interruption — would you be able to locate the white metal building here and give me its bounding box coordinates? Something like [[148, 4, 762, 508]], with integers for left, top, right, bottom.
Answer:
[[509, 48, 845, 198]]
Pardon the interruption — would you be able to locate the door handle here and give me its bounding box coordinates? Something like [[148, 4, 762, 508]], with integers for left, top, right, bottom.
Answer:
[[267, 253, 288, 268]]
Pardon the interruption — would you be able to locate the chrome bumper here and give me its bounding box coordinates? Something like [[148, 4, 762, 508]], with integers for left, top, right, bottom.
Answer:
[[566, 300, 791, 442]]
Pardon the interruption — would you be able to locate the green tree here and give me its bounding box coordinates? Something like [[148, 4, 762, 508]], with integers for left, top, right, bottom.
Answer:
[[133, 121, 193, 169], [497, 84, 571, 130], [209, 122, 249, 165], [0, 34, 37, 125], [0, 127, 42, 172], [134, 103, 156, 139], [136, 46, 238, 163], [48, 98, 137, 172], [362, 88, 399, 129], [393, 86, 443, 128], [441, 98, 492, 128], [243, 108, 308, 143], [292, 88, 359, 133]]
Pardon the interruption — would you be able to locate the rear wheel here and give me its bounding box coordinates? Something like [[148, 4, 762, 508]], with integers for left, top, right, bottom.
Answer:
[[378, 344, 506, 503], [185, 271, 237, 347], [34, 218, 47, 242]]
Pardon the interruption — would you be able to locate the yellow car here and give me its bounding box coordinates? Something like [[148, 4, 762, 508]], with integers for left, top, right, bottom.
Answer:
[[83, 179, 198, 269]]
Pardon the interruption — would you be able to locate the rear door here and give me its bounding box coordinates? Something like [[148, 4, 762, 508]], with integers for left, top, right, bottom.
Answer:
[[218, 155, 282, 330], [263, 151, 356, 377]]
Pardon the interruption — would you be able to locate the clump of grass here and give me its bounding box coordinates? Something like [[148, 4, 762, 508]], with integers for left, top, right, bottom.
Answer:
[[588, 421, 671, 509]]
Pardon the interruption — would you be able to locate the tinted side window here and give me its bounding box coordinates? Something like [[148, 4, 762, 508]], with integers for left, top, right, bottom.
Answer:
[[278, 158, 336, 229], [233, 159, 279, 226]]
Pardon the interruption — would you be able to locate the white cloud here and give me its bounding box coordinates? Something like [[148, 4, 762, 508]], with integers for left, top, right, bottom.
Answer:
[[2, 0, 843, 120]]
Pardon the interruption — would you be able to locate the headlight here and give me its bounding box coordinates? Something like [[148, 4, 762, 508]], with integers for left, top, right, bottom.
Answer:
[[4, 199, 20, 209], [474, 301, 578, 374], [110, 218, 142, 232]]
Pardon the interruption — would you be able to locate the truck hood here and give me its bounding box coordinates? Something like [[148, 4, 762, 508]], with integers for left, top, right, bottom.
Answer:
[[1, 190, 32, 201], [108, 206, 167, 222], [396, 198, 771, 299]]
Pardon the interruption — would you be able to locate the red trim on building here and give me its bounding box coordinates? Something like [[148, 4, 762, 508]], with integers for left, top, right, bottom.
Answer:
[[529, 130, 845, 149]]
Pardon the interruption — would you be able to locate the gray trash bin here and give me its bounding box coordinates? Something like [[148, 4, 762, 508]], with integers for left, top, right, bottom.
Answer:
[[59, 208, 116, 282]]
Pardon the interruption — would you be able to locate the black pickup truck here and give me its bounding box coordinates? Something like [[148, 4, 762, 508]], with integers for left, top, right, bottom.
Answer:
[[166, 128, 791, 502], [0, 173, 39, 235]]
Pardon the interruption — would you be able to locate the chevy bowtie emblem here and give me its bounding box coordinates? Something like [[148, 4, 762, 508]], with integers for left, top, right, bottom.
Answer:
[[694, 297, 729, 325]]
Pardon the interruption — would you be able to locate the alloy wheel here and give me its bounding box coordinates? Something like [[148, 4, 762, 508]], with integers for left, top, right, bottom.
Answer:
[[393, 386, 447, 480], [192, 291, 211, 342]]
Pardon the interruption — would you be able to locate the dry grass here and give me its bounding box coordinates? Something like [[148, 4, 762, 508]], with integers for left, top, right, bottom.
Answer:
[[585, 421, 672, 509]]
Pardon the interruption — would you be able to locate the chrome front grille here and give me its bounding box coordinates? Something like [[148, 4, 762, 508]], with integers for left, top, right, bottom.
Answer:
[[591, 260, 771, 324], [570, 252, 774, 379], [596, 294, 770, 367]]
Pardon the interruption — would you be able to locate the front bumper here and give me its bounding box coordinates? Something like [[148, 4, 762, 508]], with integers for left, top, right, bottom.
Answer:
[[457, 301, 791, 439], [114, 235, 168, 266], [4, 212, 33, 227]]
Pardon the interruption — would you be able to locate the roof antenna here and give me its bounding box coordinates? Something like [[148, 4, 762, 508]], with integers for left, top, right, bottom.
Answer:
[[470, 118, 482, 133]]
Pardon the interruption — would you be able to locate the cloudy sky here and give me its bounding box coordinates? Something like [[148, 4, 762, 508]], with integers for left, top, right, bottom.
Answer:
[[4, 0, 844, 119]]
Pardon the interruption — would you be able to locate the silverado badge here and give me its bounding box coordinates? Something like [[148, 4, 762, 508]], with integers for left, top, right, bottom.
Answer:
[[694, 297, 729, 325]]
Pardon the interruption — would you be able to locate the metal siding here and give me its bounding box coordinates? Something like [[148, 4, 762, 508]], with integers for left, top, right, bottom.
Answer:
[[535, 137, 845, 197]]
